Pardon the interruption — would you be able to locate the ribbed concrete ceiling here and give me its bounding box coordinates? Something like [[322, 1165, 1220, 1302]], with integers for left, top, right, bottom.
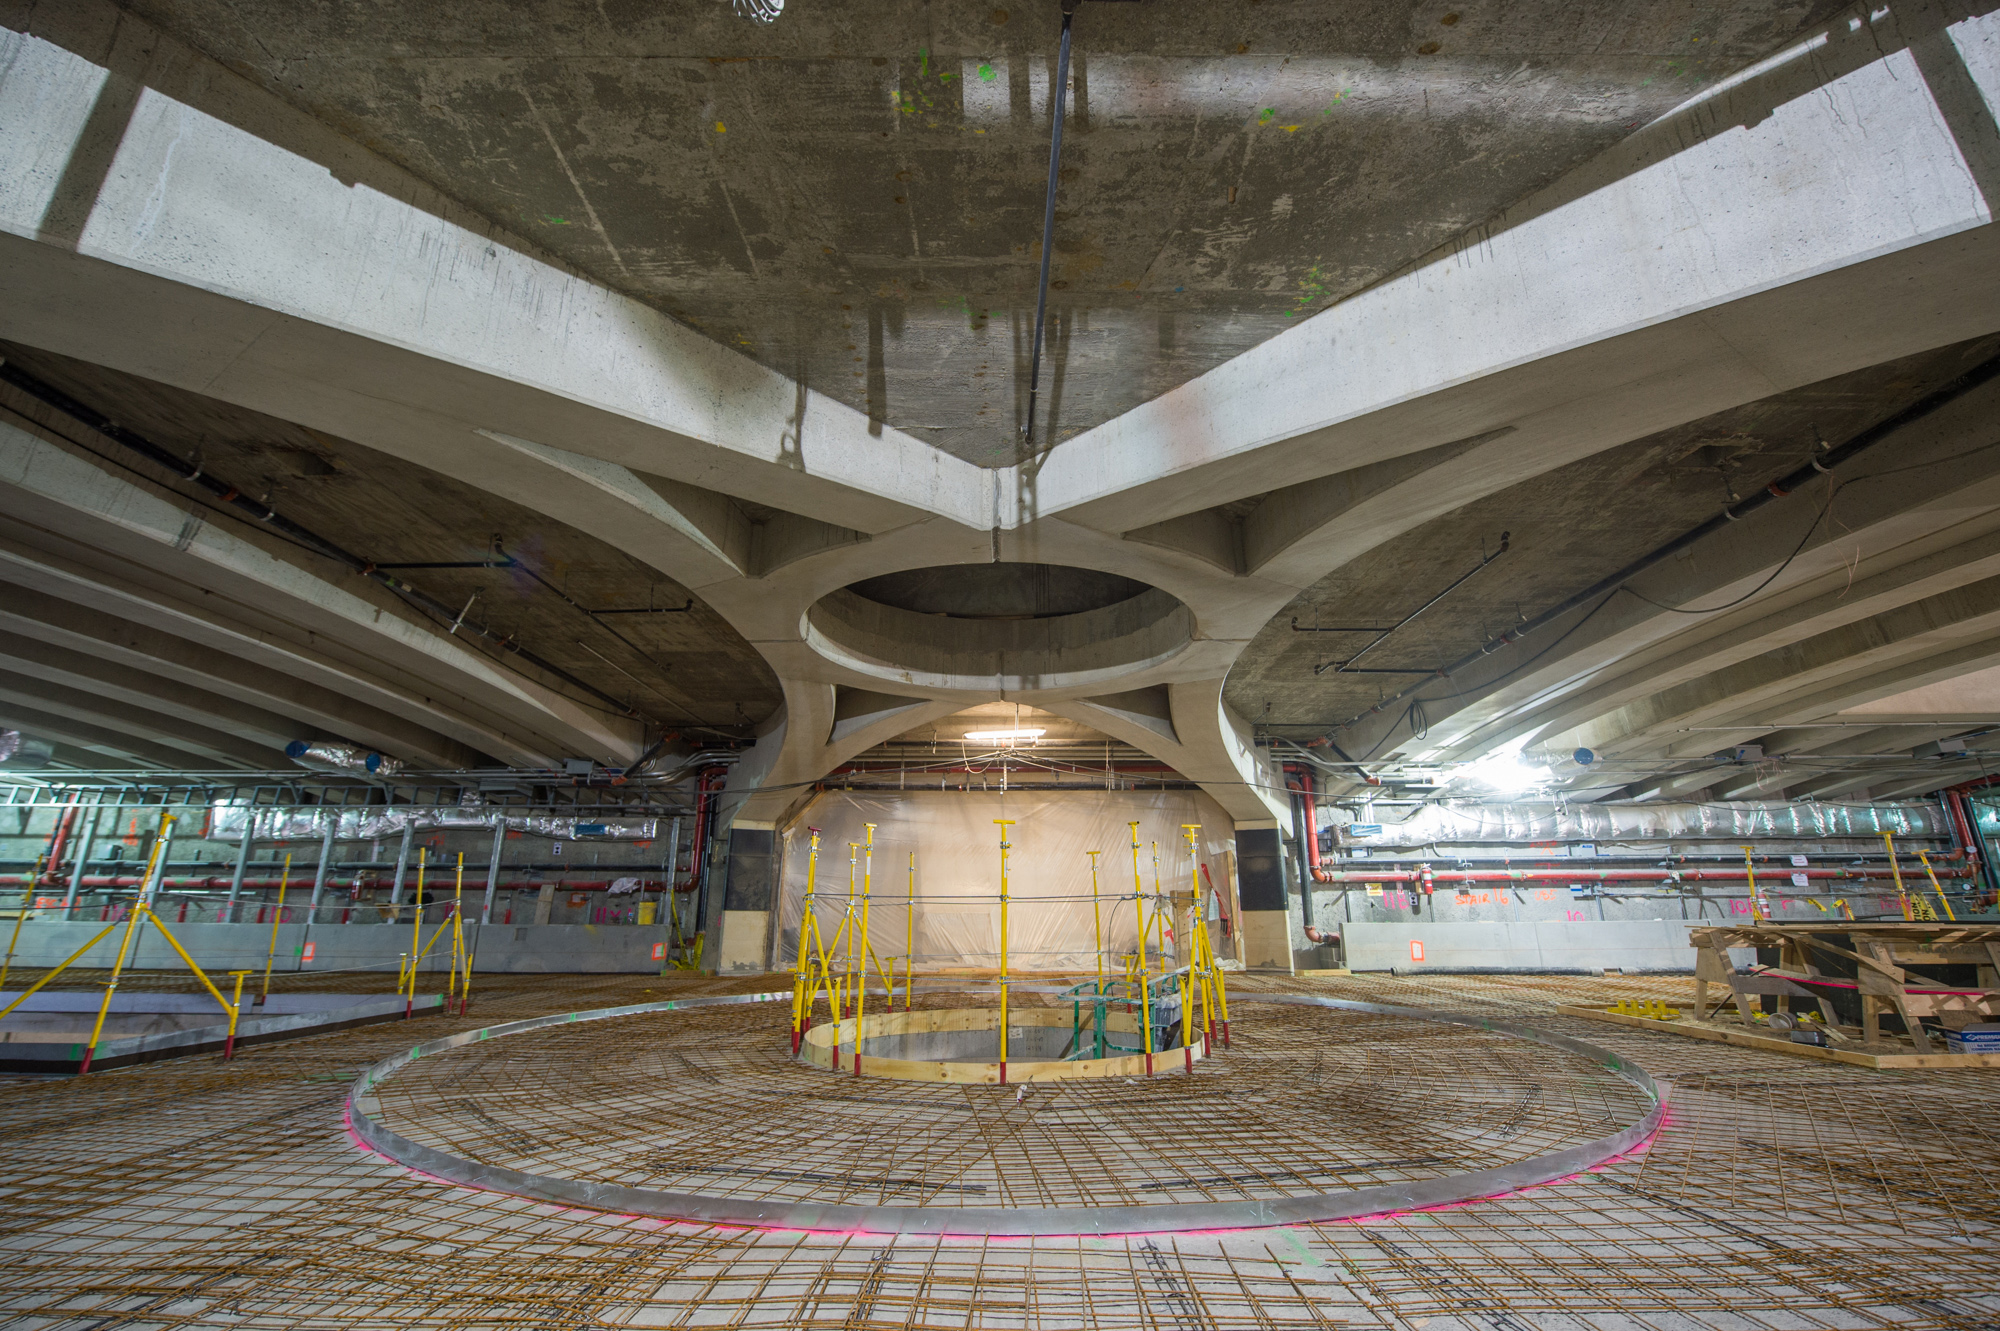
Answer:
[[8, 0, 2000, 809]]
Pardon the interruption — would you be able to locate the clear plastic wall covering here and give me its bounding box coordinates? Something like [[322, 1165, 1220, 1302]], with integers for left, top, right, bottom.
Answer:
[[1328, 800, 1947, 847], [775, 789, 1236, 973]]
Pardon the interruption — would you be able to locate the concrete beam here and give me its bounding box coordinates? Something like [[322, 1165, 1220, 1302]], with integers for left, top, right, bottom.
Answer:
[[0, 8, 990, 539], [0, 413, 639, 764], [0, 698, 220, 769], [0, 580, 472, 768], [1361, 379, 2000, 765], [0, 630, 301, 751], [1031, 5, 2000, 533], [0, 665, 276, 767]]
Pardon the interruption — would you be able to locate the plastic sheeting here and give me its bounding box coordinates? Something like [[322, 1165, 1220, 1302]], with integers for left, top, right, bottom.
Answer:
[[776, 789, 1235, 973], [1330, 800, 1947, 848]]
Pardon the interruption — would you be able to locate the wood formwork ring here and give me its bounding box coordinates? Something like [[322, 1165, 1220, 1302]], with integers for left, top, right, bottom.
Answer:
[[344, 990, 1665, 1236]]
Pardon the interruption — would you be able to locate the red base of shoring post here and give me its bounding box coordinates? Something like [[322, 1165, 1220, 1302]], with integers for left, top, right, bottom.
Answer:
[[853, 1051, 861, 1078], [223, 1035, 236, 1061], [77, 1046, 95, 1075], [833, 1044, 842, 1070], [1221, 1021, 1230, 1048], [1203, 1031, 1211, 1057], [999, 1060, 1007, 1085], [1145, 1053, 1154, 1077], [1184, 1045, 1193, 1074]]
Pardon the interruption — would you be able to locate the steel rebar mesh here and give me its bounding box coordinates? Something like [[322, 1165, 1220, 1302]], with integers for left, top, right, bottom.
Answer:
[[0, 970, 1994, 1328], [372, 994, 1650, 1210]]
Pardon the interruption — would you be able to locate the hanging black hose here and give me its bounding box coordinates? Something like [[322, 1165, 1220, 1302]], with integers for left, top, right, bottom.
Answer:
[[1020, 0, 1079, 457]]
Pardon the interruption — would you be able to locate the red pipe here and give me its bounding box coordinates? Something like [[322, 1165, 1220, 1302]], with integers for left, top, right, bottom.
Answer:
[[41, 803, 78, 885], [1307, 866, 1972, 883], [0, 875, 683, 892], [681, 765, 725, 893], [1290, 767, 1324, 878], [1945, 789, 1981, 867]]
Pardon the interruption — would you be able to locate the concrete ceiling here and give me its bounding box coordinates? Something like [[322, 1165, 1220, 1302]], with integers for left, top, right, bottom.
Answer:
[[0, 342, 783, 769], [5, 0, 2000, 813], [114, 0, 1847, 464]]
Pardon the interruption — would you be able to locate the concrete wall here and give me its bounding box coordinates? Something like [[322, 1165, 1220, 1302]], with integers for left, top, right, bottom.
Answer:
[[4, 920, 671, 974], [1339, 920, 1751, 974]]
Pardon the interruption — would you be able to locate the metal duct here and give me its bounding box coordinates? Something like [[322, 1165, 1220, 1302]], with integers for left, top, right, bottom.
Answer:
[[1328, 800, 1949, 848], [286, 740, 404, 778], [207, 803, 655, 843]]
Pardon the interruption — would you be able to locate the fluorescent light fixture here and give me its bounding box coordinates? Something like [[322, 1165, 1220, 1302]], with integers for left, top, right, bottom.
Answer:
[[964, 728, 1046, 744]]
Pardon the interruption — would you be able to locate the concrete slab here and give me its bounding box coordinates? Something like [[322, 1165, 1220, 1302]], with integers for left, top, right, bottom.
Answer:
[[0, 989, 436, 1072]]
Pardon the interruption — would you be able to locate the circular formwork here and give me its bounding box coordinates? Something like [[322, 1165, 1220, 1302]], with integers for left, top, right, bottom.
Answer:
[[797, 1006, 1205, 1081], [346, 991, 1663, 1236]]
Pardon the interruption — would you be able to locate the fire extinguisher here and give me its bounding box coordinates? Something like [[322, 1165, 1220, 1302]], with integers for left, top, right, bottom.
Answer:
[[1418, 863, 1435, 897]]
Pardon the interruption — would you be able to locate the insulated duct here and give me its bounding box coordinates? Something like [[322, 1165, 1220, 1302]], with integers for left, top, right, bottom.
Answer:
[[1318, 800, 1948, 848], [286, 740, 404, 778], [207, 803, 657, 843]]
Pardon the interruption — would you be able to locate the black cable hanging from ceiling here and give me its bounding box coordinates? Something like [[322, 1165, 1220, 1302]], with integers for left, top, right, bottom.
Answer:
[[1020, 0, 1077, 459], [1020, 0, 1136, 457]]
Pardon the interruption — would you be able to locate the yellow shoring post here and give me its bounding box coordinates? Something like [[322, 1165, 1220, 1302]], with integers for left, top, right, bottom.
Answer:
[[854, 823, 876, 1078], [406, 847, 426, 1018], [446, 853, 464, 1015], [1129, 821, 1153, 1076], [819, 908, 857, 1069], [1149, 840, 1165, 964], [1181, 829, 1231, 1046], [1087, 850, 1104, 997], [794, 833, 814, 1031], [1182, 825, 1216, 1055], [845, 843, 859, 1024], [1741, 845, 1764, 922], [793, 827, 822, 1054], [870, 945, 896, 1011], [0, 921, 120, 1022], [225, 971, 251, 1059], [258, 853, 292, 1007], [1180, 966, 1195, 1074], [455, 859, 475, 1016], [141, 912, 235, 1024], [994, 819, 1015, 1084], [80, 813, 174, 1074], [1, 852, 46, 992], [458, 920, 476, 1016], [1884, 832, 1912, 921], [1917, 849, 1957, 922], [906, 851, 916, 1010]]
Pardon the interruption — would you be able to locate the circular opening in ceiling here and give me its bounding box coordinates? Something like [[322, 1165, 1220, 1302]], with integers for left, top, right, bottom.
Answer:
[[805, 563, 1192, 692]]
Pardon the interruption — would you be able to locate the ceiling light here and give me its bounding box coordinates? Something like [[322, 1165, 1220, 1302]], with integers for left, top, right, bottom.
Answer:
[[965, 728, 1046, 744], [1448, 747, 1548, 796]]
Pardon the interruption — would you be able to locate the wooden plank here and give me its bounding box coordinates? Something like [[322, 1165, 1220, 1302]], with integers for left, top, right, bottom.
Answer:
[[1556, 1005, 2000, 1070]]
